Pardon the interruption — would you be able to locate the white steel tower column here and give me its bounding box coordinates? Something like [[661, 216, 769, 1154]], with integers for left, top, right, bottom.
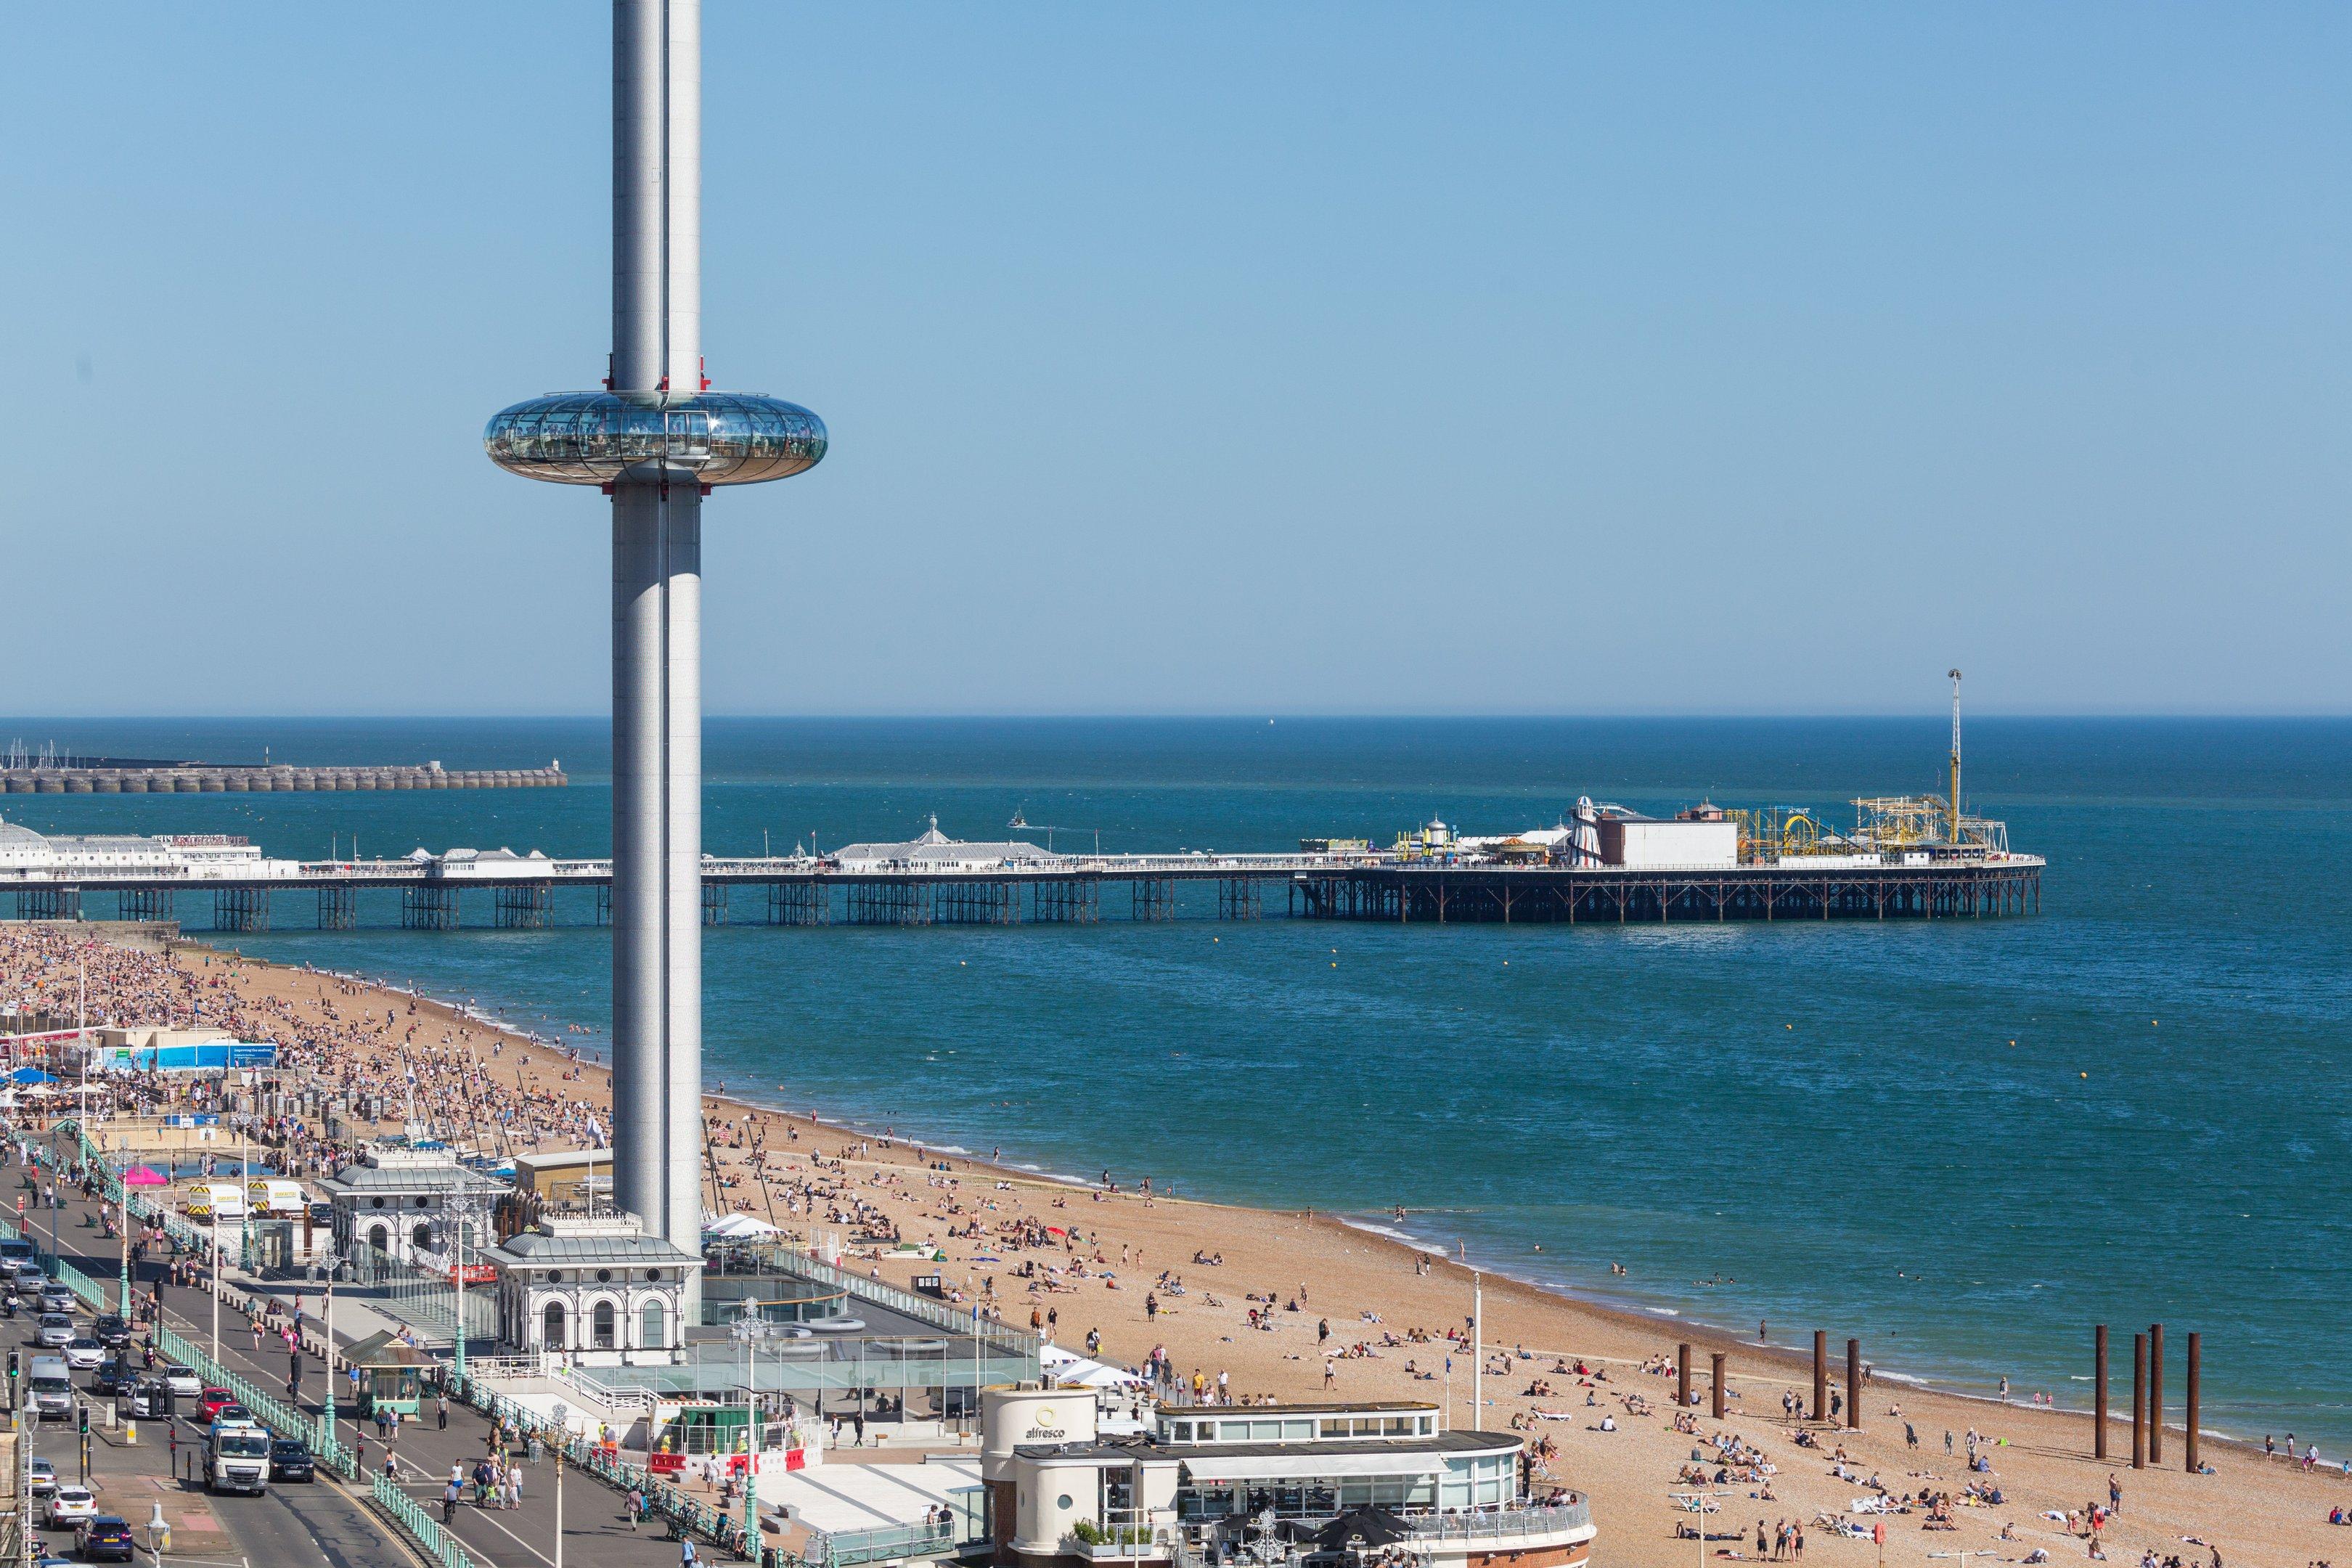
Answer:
[[487, 0, 824, 1326], [611, 0, 706, 1294]]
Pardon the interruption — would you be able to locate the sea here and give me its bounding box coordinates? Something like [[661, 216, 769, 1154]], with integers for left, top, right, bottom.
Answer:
[[3, 716, 2347, 1445]]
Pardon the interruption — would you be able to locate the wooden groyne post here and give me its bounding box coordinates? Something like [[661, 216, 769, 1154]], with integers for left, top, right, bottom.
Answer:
[[2094, 1324, 2110, 1460], [2131, 1332, 2148, 1469], [1813, 1331, 1826, 1421]]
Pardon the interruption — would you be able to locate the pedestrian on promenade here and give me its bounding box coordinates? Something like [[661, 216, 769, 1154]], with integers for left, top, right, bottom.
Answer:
[[437, 1392, 449, 1430]]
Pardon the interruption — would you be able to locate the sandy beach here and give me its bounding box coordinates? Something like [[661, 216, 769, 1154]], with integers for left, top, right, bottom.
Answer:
[[20, 924, 2348, 1567]]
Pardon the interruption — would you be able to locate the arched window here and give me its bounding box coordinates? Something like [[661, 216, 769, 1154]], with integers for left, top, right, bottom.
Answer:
[[367, 1224, 388, 1252], [640, 1300, 666, 1349], [412, 1222, 433, 1250], [592, 1300, 617, 1349], [542, 1301, 567, 1348]]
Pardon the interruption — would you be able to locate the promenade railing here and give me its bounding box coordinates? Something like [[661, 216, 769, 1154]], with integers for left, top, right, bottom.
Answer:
[[373, 1471, 487, 1568]]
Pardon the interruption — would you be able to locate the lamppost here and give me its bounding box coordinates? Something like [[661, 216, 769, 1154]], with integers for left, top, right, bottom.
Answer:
[[314, 1251, 341, 1460], [449, 1191, 479, 1383], [208, 1213, 221, 1369], [552, 1442, 566, 1568]]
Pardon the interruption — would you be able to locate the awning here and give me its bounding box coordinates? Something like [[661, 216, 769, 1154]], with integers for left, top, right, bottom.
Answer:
[[1180, 1452, 1444, 1482]]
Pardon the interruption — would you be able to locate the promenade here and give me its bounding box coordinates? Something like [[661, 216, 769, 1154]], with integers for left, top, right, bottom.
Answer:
[[11, 1126, 714, 1568]]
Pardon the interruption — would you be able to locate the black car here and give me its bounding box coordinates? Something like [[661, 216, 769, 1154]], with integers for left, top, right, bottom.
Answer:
[[86, 1362, 134, 1397], [88, 1316, 129, 1351], [267, 1439, 314, 1482], [75, 1516, 135, 1563]]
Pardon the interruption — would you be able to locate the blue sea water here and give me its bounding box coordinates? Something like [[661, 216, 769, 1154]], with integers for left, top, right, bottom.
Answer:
[[4, 715, 2348, 1445]]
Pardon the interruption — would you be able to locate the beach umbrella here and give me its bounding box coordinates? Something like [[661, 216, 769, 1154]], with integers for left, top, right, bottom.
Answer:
[[7, 1068, 52, 1085], [123, 1167, 166, 1187]]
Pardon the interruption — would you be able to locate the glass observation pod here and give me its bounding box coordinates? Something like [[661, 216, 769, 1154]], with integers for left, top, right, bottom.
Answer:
[[483, 391, 827, 485]]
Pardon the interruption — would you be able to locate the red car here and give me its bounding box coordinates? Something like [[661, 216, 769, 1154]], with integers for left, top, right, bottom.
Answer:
[[196, 1387, 237, 1421]]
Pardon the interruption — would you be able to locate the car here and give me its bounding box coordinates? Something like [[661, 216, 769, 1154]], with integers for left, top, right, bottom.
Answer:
[[37, 1285, 73, 1315], [33, 1314, 74, 1348], [195, 1387, 236, 1421], [0, 1238, 31, 1265], [26, 1457, 57, 1499], [74, 1517, 135, 1564], [86, 1362, 134, 1397], [12, 1262, 45, 1294], [159, 1365, 201, 1400], [60, 1339, 102, 1372], [211, 1402, 251, 1427], [88, 1316, 128, 1350], [267, 1439, 314, 1482], [124, 1379, 171, 1418], [42, 1485, 97, 1529]]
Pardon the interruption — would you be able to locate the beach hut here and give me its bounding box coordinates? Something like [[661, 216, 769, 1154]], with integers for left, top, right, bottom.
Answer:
[[343, 1330, 435, 1418]]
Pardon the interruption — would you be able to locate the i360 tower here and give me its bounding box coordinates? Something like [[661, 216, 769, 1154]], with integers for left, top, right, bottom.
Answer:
[[485, 0, 824, 1305]]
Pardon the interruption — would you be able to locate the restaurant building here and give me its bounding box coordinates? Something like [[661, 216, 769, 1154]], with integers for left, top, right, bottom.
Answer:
[[979, 1389, 1593, 1568]]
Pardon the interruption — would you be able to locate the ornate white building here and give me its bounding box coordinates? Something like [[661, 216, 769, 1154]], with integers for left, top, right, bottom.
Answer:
[[483, 1213, 701, 1365]]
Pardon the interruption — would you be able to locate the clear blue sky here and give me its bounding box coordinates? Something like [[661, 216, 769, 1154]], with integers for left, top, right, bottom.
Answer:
[[4, 4, 2346, 716]]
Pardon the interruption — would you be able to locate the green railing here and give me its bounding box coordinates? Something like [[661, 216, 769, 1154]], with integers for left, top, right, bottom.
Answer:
[[373, 1471, 486, 1568], [151, 1320, 356, 1479], [453, 1370, 783, 1562]]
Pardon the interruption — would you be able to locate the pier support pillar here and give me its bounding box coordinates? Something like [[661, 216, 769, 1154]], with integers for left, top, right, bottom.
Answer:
[[1216, 877, 1262, 920], [118, 888, 175, 923], [401, 886, 460, 931], [1812, 1331, 1826, 1422], [595, 884, 612, 927], [703, 882, 729, 926], [1845, 1339, 1861, 1429], [1032, 878, 1100, 923], [2184, 1333, 2201, 1474], [767, 881, 828, 926], [1132, 878, 1176, 921], [2131, 1333, 2147, 1469], [1710, 1351, 1726, 1419], [17, 887, 80, 921], [1676, 1343, 1691, 1408], [2148, 1323, 2164, 1464], [494, 883, 553, 929], [316, 886, 357, 931], [2094, 1325, 2110, 1460], [212, 887, 269, 933]]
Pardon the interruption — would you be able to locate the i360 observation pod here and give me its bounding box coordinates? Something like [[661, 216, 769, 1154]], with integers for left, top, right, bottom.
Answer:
[[483, 0, 822, 1320], [484, 390, 825, 486]]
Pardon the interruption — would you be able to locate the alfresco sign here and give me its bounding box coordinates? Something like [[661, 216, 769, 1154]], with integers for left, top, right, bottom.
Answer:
[[1023, 1405, 1066, 1440]]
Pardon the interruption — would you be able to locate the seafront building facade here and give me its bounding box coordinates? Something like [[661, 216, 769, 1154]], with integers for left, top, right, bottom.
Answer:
[[981, 1388, 1593, 1568]]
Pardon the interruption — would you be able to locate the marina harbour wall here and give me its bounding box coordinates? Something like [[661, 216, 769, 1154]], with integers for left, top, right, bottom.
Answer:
[[0, 764, 564, 793]]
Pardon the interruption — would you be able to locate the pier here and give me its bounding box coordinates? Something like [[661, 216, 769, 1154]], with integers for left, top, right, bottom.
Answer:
[[0, 759, 564, 793], [0, 847, 2041, 932]]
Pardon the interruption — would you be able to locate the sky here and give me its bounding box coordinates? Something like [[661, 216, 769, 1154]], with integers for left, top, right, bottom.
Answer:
[[2, 4, 2347, 717]]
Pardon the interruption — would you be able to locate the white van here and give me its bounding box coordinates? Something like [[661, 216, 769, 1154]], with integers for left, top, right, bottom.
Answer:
[[204, 1420, 271, 1494], [184, 1182, 248, 1224], [245, 1178, 307, 1217]]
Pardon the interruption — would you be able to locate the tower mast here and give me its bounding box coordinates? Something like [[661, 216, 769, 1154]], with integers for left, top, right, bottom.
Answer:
[[1948, 669, 1963, 845], [486, 1, 825, 1320]]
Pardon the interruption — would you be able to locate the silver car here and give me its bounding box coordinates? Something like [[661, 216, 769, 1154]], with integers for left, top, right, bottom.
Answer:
[[61, 1337, 104, 1372], [33, 1313, 74, 1348], [36, 1284, 73, 1315], [11, 1262, 44, 1295], [160, 1365, 202, 1400]]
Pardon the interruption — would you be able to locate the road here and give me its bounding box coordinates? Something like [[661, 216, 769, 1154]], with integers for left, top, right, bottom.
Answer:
[[16, 1130, 700, 1568]]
